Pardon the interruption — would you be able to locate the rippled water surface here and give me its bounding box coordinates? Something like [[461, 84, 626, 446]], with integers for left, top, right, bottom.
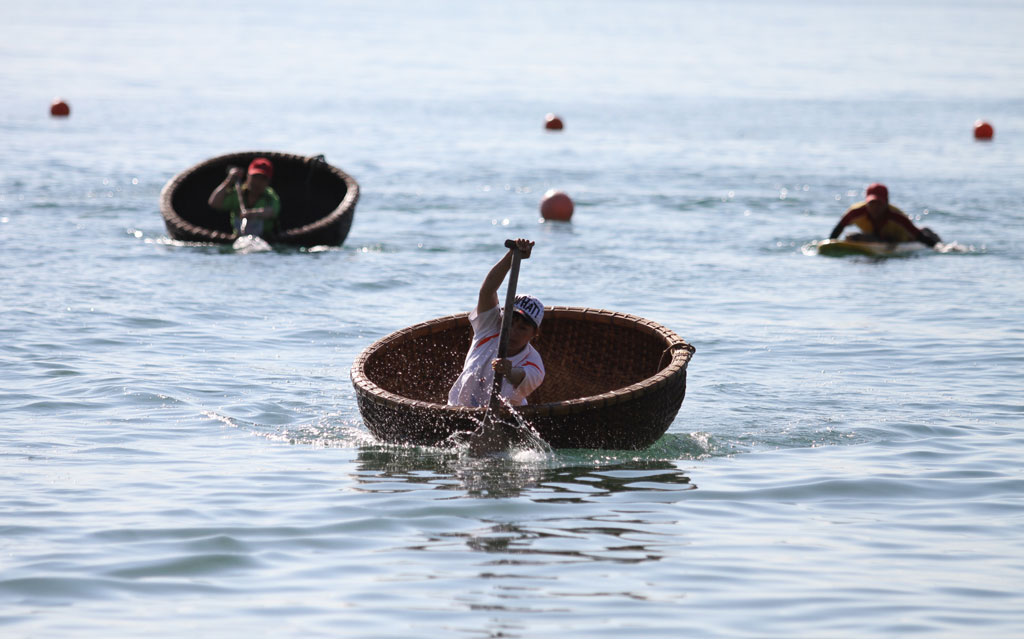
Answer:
[[3, 1, 1024, 637]]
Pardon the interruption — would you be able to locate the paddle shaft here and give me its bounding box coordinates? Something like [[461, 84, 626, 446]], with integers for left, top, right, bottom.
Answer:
[[487, 239, 522, 414], [234, 176, 251, 234]]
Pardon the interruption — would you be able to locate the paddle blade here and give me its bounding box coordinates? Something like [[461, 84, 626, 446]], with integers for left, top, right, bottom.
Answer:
[[467, 421, 511, 456]]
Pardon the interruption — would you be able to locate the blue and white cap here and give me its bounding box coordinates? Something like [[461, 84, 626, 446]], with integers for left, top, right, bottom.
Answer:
[[513, 294, 543, 328]]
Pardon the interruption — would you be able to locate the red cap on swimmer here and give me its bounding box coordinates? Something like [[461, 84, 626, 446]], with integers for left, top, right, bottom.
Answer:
[[865, 183, 888, 204]]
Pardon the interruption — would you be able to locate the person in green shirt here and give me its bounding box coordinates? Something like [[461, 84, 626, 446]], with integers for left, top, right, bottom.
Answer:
[[207, 157, 281, 238]]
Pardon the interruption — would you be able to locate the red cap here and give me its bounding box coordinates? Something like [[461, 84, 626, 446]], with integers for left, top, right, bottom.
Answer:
[[865, 183, 888, 204], [248, 157, 273, 179]]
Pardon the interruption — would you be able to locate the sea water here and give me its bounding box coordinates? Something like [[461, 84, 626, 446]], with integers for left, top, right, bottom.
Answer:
[[2, 1, 1024, 637]]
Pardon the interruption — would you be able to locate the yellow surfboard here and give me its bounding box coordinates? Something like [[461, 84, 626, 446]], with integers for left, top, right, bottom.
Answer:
[[812, 239, 928, 257]]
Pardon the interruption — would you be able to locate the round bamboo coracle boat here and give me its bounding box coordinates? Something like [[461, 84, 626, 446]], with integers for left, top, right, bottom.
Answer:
[[351, 307, 696, 450], [160, 151, 359, 247]]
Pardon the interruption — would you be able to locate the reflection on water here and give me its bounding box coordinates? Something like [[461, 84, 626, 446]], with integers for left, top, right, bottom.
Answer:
[[454, 518, 671, 566], [352, 445, 696, 501], [354, 445, 697, 571]]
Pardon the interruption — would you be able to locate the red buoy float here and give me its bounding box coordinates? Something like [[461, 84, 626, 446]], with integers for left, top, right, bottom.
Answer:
[[50, 99, 71, 117], [540, 189, 573, 221], [544, 113, 564, 131], [973, 120, 994, 140]]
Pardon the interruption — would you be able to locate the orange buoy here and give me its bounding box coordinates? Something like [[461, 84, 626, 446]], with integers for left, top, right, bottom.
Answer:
[[973, 120, 994, 140], [50, 99, 70, 117], [544, 113, 564, 131], [540, 189, 573, 221]]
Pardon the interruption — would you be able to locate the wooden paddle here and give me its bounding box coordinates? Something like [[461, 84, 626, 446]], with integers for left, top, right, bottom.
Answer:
[[468, 238, 526, 455], [234, 175, 253, 236], [228, 171, 273, 253]]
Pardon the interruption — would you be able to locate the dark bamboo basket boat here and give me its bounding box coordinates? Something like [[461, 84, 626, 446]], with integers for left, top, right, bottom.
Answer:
[[351, 307, 696, 450], [160, 151, 359, 247]]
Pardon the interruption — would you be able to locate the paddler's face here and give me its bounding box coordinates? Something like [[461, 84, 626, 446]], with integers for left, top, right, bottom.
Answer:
[[247, 172, 270, 195], [866, 198, 886, 217], [507, 314, 538, 353]]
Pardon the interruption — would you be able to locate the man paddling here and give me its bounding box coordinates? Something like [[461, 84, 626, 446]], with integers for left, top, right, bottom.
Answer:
[[207, 157, 281, 238], [829, 183, 941, 247], [448, 239, 545, 409]]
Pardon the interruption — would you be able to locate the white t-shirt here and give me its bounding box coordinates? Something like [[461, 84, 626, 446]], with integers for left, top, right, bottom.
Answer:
[[447, 306, 545, 408]]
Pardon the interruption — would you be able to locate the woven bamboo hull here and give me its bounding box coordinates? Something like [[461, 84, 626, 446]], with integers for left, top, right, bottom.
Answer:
[[351, 307, 695, 450], [159, 151, 359, 247]]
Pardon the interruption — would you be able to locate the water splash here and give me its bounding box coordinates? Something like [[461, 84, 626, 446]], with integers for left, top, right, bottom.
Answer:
[[454, 394, 554, 458]]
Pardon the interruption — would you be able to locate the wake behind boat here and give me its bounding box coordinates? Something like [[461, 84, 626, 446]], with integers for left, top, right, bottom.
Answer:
[[160, 151, 359, 247]]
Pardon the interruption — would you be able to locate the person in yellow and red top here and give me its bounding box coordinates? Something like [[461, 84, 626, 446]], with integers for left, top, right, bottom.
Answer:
[[448, 239, 545, 409], [207, 157, 282, 239], [830, 183, 941, 247]]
